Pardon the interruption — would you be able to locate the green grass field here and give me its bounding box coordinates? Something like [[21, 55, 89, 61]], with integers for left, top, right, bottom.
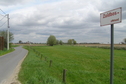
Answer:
[[19, 45, 126, 84]]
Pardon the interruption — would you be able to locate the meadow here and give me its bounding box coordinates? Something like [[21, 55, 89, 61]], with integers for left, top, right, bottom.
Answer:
[[19, 45, 126, 84]]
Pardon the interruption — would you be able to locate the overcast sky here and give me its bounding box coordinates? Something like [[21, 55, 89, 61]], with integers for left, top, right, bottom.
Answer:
[[0, 0, 126, 43]]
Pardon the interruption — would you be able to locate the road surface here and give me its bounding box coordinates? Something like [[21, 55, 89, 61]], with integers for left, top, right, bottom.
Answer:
[[0, 46, 28, 84]]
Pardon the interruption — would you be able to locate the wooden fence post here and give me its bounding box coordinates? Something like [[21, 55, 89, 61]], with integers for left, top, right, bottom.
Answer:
[[63, 69, 67, 83], [45, 57, 47, 61], [40, 54, 42, 60], [38, 52, 40, 56], [49, 60, 52, 67]]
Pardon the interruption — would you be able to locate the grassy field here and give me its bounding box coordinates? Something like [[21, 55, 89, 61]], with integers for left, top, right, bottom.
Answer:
[[19, 45, 126, 84]]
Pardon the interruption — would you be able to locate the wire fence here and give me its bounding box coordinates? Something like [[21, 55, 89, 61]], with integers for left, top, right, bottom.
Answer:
[[26, 46, 87, 84], [26, 46, 67, 83]]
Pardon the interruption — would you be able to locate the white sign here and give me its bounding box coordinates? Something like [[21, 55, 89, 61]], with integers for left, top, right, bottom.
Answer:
[[100, 7, 122, 26]]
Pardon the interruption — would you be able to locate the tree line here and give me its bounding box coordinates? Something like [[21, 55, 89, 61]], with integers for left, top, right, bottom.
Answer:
[[47, 35, 77, 46], [47, 35, 126, 46]]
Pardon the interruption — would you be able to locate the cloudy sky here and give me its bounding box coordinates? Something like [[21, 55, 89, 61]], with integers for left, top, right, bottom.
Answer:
[[0, 0, 126, 43]]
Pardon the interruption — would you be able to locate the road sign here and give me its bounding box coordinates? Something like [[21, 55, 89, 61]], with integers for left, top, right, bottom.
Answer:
[[100, 7, 122, 84], [100, 7, 122, 26]]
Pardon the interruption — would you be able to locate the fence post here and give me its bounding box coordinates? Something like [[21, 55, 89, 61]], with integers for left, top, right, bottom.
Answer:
[[49, 60, 52, 67], [40, 54, 42, 60], [33, 49, 35, 52], [45, 57, 47, 61], [38, 52, 40, 56], [63, 69, 67, 83]]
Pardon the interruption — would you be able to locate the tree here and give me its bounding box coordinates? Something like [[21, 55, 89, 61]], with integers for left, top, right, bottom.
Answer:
[[73, 40, 77, 45], [124, 38, 126, 44], [59, 40, 63, 45], [19, 40, 22, 44], [0, 30, 14, 48], [68, 39, 72, 45], [47, 35, 56, 46], [0, 30, 14, 42], [67, 39, 77, 45]]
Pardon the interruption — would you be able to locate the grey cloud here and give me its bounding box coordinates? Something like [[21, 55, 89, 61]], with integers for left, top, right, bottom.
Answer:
[[112, 0, 126, 20], [2, 0, 125, 43], [96, 0, 126, 12], [85, 12, 99, 23], [0, 0, 33, 6], [88, 28, 110, 37], [122, 11, 126, 20], [113, 0, 126, 10], [115, 27, 126, 34], [45, 16, 91, 30]]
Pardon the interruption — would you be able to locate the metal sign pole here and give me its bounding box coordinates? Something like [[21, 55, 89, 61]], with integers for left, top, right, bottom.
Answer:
[[110, 24, 114, 84]]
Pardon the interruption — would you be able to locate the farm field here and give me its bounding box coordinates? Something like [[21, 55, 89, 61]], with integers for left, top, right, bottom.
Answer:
[[19, 45, 126, 84]]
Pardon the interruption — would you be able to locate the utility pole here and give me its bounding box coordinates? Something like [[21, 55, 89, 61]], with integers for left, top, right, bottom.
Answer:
[[7, 14, 10, 50], [0, 9, 10, 50]]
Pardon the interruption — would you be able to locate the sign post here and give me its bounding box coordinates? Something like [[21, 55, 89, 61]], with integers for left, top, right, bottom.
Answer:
[[100, 7, 122, 84], [110, 24, 114, 84]]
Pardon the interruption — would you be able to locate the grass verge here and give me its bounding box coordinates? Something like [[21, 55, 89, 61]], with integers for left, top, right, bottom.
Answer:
[[19, 45, 126, 84], [0, 48, 15, 56]]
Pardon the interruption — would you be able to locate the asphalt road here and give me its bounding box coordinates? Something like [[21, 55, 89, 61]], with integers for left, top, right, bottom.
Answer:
[[0, 46, 28, 84]]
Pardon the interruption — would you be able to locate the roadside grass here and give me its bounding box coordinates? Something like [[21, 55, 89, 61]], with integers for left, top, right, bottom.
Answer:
[[0, 48, 15, 56], [0, 44, 19, 56], [19, 45, 126, 84], [19, 46, 62, 84]]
